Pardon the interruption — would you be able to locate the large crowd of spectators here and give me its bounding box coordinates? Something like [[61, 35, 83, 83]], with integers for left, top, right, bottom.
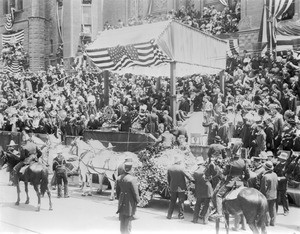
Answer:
[[103, 4, 240, 36]]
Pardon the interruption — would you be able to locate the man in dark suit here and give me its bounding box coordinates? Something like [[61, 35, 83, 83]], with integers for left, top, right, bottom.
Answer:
[[117, 106, 132, 132], [274, 152, 289, 216], [260, 161, 278, 226], [52, 149, 69, 198], [166, 155, 193, 220], [207, 136, 227, 160], [192, 157, 213, 224], [116, 159, 140, 234]]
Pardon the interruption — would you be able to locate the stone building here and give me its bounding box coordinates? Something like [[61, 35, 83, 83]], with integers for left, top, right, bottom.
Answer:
[[0, 0, 60, 72]]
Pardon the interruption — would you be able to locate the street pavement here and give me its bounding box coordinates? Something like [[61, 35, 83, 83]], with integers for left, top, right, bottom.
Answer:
[[0, 170, 300, 234]]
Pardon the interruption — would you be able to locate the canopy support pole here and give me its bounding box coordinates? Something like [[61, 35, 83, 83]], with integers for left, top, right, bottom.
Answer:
[[103, 70, 109, 106], [170, 62, 177, 125]]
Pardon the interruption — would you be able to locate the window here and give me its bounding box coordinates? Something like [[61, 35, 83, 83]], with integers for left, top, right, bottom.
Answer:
[[82, 5, 91, 35], [82, 0, 92, 4], [3, 0, 23, 14], [50, 39, 54, 54]]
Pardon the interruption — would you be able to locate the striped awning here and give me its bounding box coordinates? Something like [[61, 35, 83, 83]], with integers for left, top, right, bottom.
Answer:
[[2, 30, 25, 46]]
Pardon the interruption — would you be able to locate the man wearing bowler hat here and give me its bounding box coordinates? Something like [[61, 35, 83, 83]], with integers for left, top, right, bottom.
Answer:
[[274, 152, 289, 216], [192, 157, 213, 224], [260, 161, 278, 226], [116, 158, 139, 234]]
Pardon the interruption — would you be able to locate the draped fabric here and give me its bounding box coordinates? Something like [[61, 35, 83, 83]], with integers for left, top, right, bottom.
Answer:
[[86, 20, 227, 77], [219, 0, 228, 6], [226, 39, 239, 57], [277, 19, 300, 36], [2, 30, 25, 46], [4, 7, 15, 32], [258, 0, 293, 53]]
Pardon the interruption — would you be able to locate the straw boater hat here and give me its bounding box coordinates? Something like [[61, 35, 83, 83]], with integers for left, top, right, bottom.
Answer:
[[264, 161, 274, 171], [7, 140, 18, 147], [278, 152, 288, 161]]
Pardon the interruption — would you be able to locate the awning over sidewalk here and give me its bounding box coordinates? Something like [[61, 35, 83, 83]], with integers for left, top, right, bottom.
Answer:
[[86, 20, 227, 76]]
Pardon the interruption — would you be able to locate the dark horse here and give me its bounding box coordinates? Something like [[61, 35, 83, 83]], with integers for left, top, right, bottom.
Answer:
[[0, 146, 52, 212], [216, 187, 268, 234]]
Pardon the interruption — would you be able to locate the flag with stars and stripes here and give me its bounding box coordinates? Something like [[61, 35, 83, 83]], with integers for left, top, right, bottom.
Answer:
[[4, 7, 15, 31], [3, 59, 21, 74], [86, 40, 172, 71]]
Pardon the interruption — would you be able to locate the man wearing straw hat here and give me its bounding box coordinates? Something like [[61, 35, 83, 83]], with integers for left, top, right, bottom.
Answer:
[[116, 158, 139, 234], [260, 161, 278, 226]]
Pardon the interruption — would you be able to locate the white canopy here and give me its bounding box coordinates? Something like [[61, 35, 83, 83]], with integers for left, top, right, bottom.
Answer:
[[86, 20, 227, 77]]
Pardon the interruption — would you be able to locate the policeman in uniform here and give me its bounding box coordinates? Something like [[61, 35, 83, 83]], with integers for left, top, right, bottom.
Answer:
[[212, 148, 250, 218], [274, 152, 289, 216], [52, 149, 69, 198], [6, 140, 20, 185], [13, 128, 42, 174], [116, 158, 140, 234]]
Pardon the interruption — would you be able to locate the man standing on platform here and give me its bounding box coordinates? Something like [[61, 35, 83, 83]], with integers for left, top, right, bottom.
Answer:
[[260, 161, 278, 226], [166, 155, 193, 220], [192, 157, 213, 224], [116, 159, 139, 234]]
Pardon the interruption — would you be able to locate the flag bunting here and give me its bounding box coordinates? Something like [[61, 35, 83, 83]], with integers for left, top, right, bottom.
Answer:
[[86, 39, 172, 71]]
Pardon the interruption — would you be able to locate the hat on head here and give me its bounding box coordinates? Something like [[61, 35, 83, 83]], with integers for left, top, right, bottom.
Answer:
[[124, 157, 133, 166], [215, 136, 222, 143], [7, 140, 18, 147], [252, 156, 261, 161], [259, 151, 268, 160], [196, 157, 205, 165], [266, 151, 274, 157], [278, 152, 288, 161], [264, 161, 274, 171], [178, 135, 186, 140]]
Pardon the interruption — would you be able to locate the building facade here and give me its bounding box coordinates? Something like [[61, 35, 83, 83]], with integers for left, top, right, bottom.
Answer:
[[0, 0, 60, 72]]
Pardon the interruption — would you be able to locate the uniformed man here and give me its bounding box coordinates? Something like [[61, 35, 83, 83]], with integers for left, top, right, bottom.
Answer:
[[260, 161, 278, 226], [6, 140, 20, 185], [248, 156, 265, 190], [116, 158, 140, 234], [274, 152, 289, 216], [13, 128, 42, 174], [212, 148, 250, 218], [192, 157, 213, 224], [52, 149, 69, 198]]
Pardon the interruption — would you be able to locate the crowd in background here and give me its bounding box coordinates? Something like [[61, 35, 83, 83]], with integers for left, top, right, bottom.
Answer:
[[104, 4, 240, 36]]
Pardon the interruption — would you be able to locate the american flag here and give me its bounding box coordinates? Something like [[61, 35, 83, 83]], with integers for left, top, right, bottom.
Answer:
[[3, 59, 21, 74], [2, 30, 25, 46], [4, 7, 15, 32], [258, 0, 293, 54], [86, 40, 172, 71]]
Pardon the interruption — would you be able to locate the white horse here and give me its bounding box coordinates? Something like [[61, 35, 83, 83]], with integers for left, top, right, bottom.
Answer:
[[71, 137, 140, 200]]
